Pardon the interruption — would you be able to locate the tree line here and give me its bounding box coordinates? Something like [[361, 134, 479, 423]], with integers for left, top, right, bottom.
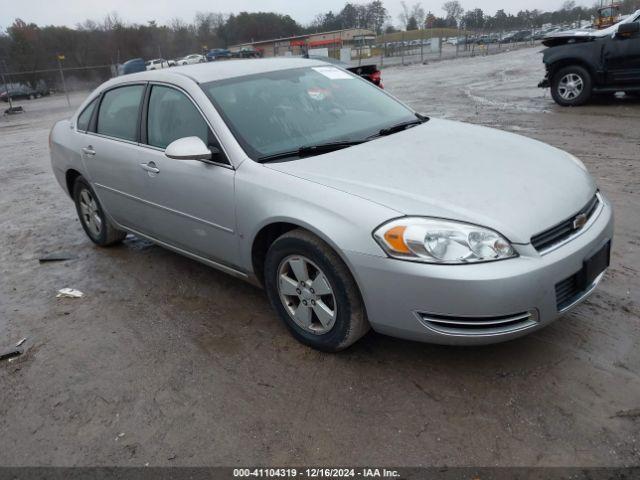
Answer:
[[398, 0, 640, 31], [1, 0, 640, 76]]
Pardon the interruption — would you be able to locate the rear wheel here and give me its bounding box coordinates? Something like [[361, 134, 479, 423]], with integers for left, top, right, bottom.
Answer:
[[72, 176, 127, 246], [264, 229, 369, 352], [551, 65, 592, 106]]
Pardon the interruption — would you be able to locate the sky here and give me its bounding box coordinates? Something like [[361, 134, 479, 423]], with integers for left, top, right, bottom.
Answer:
[[0, 0, 595, 31]]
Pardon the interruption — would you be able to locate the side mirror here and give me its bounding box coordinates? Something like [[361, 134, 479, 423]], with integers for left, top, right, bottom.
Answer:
[[165, 136, 215, 161], [617, 22, 640, 37]]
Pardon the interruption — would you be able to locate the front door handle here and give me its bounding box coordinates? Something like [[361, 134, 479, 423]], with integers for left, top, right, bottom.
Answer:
[[81, 146, 95, 156], [140, 162, 160, 175]]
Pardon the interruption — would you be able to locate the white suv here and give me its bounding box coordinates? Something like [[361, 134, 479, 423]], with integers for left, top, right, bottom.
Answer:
[[145, 59, 171, 70]]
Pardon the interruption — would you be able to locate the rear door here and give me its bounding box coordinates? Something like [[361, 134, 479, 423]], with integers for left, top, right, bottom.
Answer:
[[605, 20, 640, 84], [80, 83, 151, 232], [133, 83, 238, 267]]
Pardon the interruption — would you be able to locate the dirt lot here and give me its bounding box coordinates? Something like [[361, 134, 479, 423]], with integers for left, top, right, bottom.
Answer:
[[1, 46, 639, 467]]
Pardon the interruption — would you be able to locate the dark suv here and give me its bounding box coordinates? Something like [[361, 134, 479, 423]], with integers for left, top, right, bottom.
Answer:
[[539, 10, 640, 106]]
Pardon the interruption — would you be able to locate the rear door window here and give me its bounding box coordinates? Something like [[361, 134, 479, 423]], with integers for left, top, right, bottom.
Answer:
[[97, 85, 145, 141]]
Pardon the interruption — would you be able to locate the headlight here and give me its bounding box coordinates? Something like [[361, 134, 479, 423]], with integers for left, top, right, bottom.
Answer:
[[373, 217, 517, 264]]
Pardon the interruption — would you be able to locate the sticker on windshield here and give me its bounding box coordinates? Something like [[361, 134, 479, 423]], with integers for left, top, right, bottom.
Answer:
[[307, 87, 329, 101], [312, 66, 354, 80]]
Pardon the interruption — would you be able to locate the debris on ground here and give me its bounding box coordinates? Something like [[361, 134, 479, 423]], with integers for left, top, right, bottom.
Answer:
[[56, 288, 84, 298], [4, 106, 24, 115], [612, 408, 640, 419], [15, 337, 27, 347], [0, 348, 23, 362], [39, 253, 78, 263]]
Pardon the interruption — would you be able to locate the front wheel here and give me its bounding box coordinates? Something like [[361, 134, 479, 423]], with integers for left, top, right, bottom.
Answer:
[[73, 176, 127, 246], [551, 65, 592, 106], [264, 229, 369, 352]]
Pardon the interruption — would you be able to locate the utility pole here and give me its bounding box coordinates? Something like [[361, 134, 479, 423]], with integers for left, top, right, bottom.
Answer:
[[57, 54, 71, 108]]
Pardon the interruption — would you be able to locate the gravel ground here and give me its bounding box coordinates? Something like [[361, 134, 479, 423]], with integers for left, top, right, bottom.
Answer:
[[1, 46, 639, 467]]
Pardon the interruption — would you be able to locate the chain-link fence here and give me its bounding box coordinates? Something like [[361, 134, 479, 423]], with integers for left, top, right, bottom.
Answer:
[[1, 64, 113, 97], [351, 30, 540, 68], [1, 30, 540, 110], [240, 29, 540, 69]]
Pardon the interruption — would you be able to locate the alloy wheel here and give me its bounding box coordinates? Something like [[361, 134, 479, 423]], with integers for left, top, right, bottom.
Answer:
[[78, 188, 102, 237], [277, 255, 337, 335], [558, 73, 584, 101]]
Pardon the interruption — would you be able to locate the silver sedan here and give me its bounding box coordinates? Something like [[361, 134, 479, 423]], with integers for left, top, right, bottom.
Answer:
[[49, 58, 613, 351]]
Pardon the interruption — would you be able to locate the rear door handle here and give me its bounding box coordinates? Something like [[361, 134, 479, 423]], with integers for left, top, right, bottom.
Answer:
[[140, 162, 160, 175], [81, 146, 95, 156]]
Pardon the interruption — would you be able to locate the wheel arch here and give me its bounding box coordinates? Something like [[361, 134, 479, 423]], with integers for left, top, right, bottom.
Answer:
[[249, 219, 366, 298], [548, 58, 596, 83]]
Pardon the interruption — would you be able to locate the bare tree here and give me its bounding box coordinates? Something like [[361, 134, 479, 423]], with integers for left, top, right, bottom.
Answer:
[[399, 1, 425, 29], [102, 12, 123, 31], [410, 3, 426, 29], [442, 1, 464, 27]]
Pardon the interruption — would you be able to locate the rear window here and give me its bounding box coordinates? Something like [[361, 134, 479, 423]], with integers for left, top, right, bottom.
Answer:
[[77, 98, 97, 132], [97, 85, 145, 141]]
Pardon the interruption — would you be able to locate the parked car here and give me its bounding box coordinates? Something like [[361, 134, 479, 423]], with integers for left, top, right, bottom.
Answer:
[[50, 58, 613, 351], [0, 84, 42, 102], [539, 10, 640, 105], [233, 47, 261, 58], [119, 58, 146, 75], [305, 55, 383, 88], [505, 30, 532, 42], [178, 54, 206, 65], [145, 59, 172, 70], [206, 49, 232, 61]]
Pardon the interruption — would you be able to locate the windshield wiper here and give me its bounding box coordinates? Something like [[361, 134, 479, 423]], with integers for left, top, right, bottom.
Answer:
[[257, 140, 366, 163], [369, 113, 430, 139]]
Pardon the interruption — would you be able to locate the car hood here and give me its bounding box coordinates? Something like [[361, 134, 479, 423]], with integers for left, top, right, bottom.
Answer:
[[542, 10, 640, 47], [265, 119, 596, 244]]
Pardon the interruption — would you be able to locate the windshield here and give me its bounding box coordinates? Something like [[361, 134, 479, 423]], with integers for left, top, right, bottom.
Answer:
[[201, 66, 416, 160]]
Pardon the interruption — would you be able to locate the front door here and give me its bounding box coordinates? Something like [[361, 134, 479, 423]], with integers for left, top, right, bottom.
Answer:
[[133, 84, 238, 267], [605, 21, 640, 84]]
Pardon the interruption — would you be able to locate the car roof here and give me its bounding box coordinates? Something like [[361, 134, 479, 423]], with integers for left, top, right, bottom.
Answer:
[[106, 57, 329, 86]]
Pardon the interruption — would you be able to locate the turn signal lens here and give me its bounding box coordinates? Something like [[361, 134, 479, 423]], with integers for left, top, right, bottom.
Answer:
[[383, 226, 410, 253]]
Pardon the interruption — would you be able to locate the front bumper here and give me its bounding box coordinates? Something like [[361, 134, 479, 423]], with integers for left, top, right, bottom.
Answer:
[[538, 65, 550, 88], [346, 196, 614, 345]]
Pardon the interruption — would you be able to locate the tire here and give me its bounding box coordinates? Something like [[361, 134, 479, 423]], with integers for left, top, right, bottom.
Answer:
[[264, 229, 369, 352], [72, 176, 127, 246], [551, 65, 592, 106]]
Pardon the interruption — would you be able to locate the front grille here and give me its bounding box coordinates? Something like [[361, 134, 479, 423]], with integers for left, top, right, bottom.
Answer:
[[417, 311, 538, 336], [531, 194, 600, 252]]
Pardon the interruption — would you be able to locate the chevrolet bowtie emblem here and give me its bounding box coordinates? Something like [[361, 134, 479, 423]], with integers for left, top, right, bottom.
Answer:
[[573, 213, 588, 230]]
